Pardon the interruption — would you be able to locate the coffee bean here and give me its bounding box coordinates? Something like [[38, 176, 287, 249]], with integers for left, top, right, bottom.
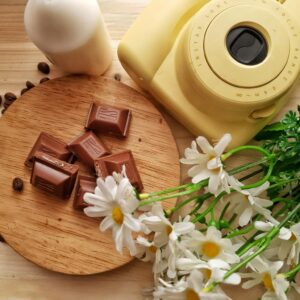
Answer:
[[26, 81, 35, 89], [12, 177, 24, 192], [4, 92, 17, 102], [40, 77, 50, 84], [37, 62, 50, 74], [21, 88, 29, 95], [114, 73, 121, 81]]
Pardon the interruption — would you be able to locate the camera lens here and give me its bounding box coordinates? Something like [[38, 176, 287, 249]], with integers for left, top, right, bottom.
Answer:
[[226, 26, 268, 66]]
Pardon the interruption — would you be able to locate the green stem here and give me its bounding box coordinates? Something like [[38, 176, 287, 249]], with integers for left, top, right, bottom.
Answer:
[[240, 160, 274, 190], [227, 158, 267, 176], [146, 183, 193, 197], [192, 192, 225, 223], [284, 263, 300, 280], [170, 195, 201, 214], [222, 145, 273, 161], [139, 182, 206, 206]]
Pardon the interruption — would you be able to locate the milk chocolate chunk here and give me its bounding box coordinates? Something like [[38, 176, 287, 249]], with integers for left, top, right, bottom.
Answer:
[[68, 131, 110, 169], [25, 132, 73, 168], [85, 103, 131, 138], [31, 153, 79, 199], [73, 175, 96, 210], [94, 150, 143, 192]]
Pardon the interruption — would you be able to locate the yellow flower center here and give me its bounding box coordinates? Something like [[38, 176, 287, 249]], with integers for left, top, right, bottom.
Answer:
[[201, 241, 221, 258], [290, 233, 297, 241], [262, 273, 274, 291], [186, 289, 200, 300], [166, 225, 173, 235], [202, 269, 212, 280], [112, 207, 124, 225], [148, 245, 157, 253]]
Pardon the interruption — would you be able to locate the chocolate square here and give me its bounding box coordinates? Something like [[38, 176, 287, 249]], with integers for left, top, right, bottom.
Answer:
[[94, 150, 143, 192], [68, 131, 110, 169], [31, 152, 79, 199], [73, 175, 97, 210], [85, 103, 131, 138], [25, 132, 73, 168]]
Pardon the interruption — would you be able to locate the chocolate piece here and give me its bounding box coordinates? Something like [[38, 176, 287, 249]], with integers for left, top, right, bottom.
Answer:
[[68, 131, 110, 169], [12, 177, 24, 192], [21, 88, 29, 95], [37, 62, 50, 74], [73, 175, 96, 210], [85, 103, 131, 138], [25, 132, 73, 168], [40, 77, 50, 84], [94, 150, 143, 192], [31, 153, 79, 199], [26, 81, 35, 90]]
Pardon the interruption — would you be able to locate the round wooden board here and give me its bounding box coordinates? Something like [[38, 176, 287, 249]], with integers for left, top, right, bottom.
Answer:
[[0, 76, 180, 275]]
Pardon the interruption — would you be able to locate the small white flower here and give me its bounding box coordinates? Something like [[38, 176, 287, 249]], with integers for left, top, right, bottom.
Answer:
[[141, 204, 195, 247], [182, 227, 240, 264], [228, 182, 273, 227], [177, 253, 241, 286], [84, 176, 141, 255], [241, 257, 290, 300], [135, 236, 157, 262], [255, 221, 300, 265], [180, 134, 234, 195], [141, 204, 195, 278], [153, 270, 231, 300]]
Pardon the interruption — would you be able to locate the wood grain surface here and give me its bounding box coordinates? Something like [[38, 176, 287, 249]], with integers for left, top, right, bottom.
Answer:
[[0, 76, 180, 275], [0, 0, 299, 299]]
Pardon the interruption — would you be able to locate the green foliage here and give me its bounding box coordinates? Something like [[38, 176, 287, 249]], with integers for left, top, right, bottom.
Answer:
[[255, 107, 300, 197]]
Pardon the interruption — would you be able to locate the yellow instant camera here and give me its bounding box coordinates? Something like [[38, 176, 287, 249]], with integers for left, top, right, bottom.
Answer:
[[118, 0, 300, 147]]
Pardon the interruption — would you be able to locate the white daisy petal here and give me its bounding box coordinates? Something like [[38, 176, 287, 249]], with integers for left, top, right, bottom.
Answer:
[[214, 133, 232, 155], [123, 214, 141, 232], [239, 207, 253, 227], [196, 136, 214, 154], [83, 206, 109, 217], [100, 216, 114, 231]]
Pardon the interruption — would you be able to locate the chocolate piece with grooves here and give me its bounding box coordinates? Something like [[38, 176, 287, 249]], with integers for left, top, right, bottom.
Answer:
[[68, 131, 110, 169], [94, 150, 143, 192], [25, 132, 73, 168], [73, 175, 97, 210], [31, 152, 79, 199], [85, 103, 131, 138]]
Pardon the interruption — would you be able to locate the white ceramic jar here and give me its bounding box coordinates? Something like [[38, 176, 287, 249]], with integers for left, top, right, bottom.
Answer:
[[24, 0, 112, 76]]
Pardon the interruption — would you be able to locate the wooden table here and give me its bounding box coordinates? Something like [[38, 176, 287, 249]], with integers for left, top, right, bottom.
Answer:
[[0, 1, 299, 299]]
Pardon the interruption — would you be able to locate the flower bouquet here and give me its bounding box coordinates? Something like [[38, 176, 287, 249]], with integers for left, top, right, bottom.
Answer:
[[83, 108, 300, 300]]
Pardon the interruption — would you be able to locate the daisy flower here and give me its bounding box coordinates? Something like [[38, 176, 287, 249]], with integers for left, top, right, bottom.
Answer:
[[141, 204, 195, 247], [180, 134, 234, 195], [83, 175, 141, 255], [141, 204, 195, 278], [153, 270, 230, 300], [241, 257, 290, 300], [255, 221, 300, 265], [182, 226, 240, 264], [228, 182, 274, 227], [136, 236, 157, 262], [177, 253, 241, 286]]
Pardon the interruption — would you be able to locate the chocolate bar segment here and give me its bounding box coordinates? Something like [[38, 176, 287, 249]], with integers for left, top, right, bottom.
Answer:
[[68, 131, 110, 169], [25, 132, 73, 167], [73, 175, 97, 210], [31, 152, 79, 199], [85, 103, 131, 138], [94, 150, 143, 192]]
